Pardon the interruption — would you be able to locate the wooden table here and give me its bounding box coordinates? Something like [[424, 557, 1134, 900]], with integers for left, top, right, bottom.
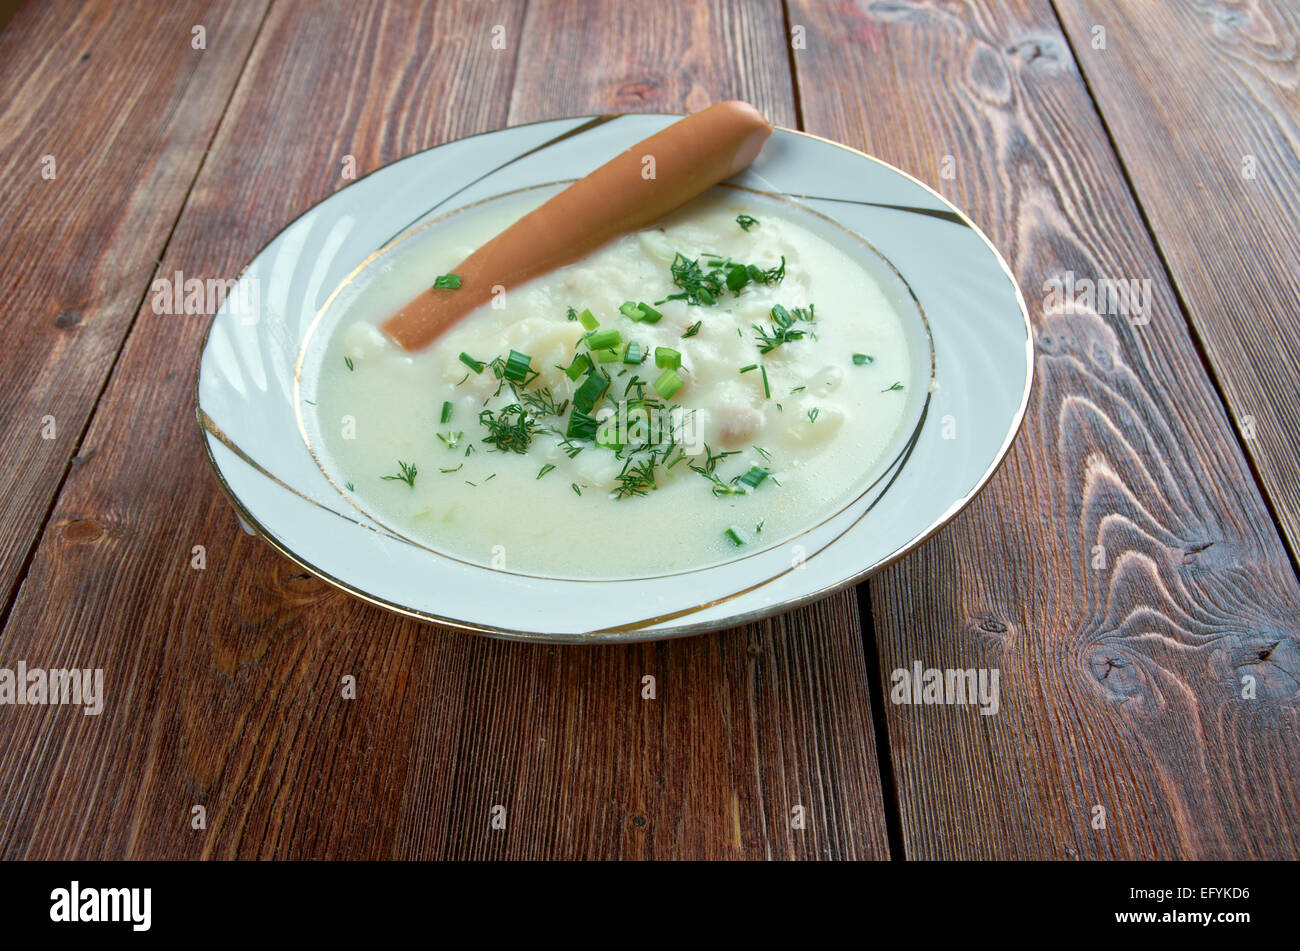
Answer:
[[1, 0, 1296, 861]]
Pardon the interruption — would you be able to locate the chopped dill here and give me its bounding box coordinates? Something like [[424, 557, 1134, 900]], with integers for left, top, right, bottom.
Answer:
[[380, 461, 417, 487], [520, 386, 568, 418], [479, 404, 536, 454]]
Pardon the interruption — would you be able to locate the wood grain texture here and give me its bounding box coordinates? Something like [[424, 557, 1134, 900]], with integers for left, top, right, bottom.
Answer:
[[0, 0, 269, 616], [790, 0, 1300, 858], [1052, 0, 1300, 564], [0, 0, 891, 860]]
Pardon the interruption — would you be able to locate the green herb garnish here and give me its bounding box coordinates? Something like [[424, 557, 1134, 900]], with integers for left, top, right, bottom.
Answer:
[[564, 353, 591, 381], [440, 401, 453, 424], [735, 466, 770, 491], [853, 353, 874, 366], [460, 352, 486, 374], [573, 372, 610, 413], [653, 369, 684, 399], [433, 273, 461, 289], [479, 404, 535, 453], [520, 387, 568, 418], [344, 356, 354, 372], [585, 328, 621, 351], [503, 350, 533, 385], [736, 214, 759, 231], [381, 460, 418, 487], [883, 381, 904, 392], [654, 347, 682, 371]]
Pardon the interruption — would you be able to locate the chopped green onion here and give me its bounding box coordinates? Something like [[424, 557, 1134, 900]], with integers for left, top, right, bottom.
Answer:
[[635, 302, 662, 323], [594, 347, 620, 363], [623, 341, 644, 364], [654, 347, 682, 370], [585, 328, 621, 351], [620, 300, 662, 323], [852, 353, 874, 366], [433, 273, 461, 289], [459, 352, 486, 374], [736, 466, 769, 490], [573, 372, 609, 413], [725, 264, 749, 292], [739, 364, 758, 373], [440, 401, 453, 424], [564, 352, 591, 380], [577, 308, 599, 330], [761, 365, 770, 399], [771, 304, 793, 328], [725, 527, 746, 546], [653, 369, 684, 400], [566, 409, 599, 440], [503, 350, 533, 385]]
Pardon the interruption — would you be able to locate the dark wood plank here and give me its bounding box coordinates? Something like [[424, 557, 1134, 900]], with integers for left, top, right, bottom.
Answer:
[[1053, 1, 1300, 564], [791, 0, 1300, 858], [0, 0, 270, 615], [0, 0, 889, 860]]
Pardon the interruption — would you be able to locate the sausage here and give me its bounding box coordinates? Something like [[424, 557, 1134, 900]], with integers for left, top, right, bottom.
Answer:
[[381, 100, 774, 352]]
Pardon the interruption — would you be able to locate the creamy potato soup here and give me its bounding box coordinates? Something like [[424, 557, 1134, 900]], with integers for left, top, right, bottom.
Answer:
[[308, 188, 922, 578]]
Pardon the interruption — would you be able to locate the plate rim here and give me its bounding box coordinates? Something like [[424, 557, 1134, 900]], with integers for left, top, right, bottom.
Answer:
[[193, 112, 1034, 644]]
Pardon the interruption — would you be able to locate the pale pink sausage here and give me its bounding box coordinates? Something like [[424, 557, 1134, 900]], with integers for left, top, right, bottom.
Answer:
[[381, 100, 774, 352]]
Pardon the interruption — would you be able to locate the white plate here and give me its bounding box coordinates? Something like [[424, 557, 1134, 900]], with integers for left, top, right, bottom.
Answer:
[[196, 114, 1032, 642]]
